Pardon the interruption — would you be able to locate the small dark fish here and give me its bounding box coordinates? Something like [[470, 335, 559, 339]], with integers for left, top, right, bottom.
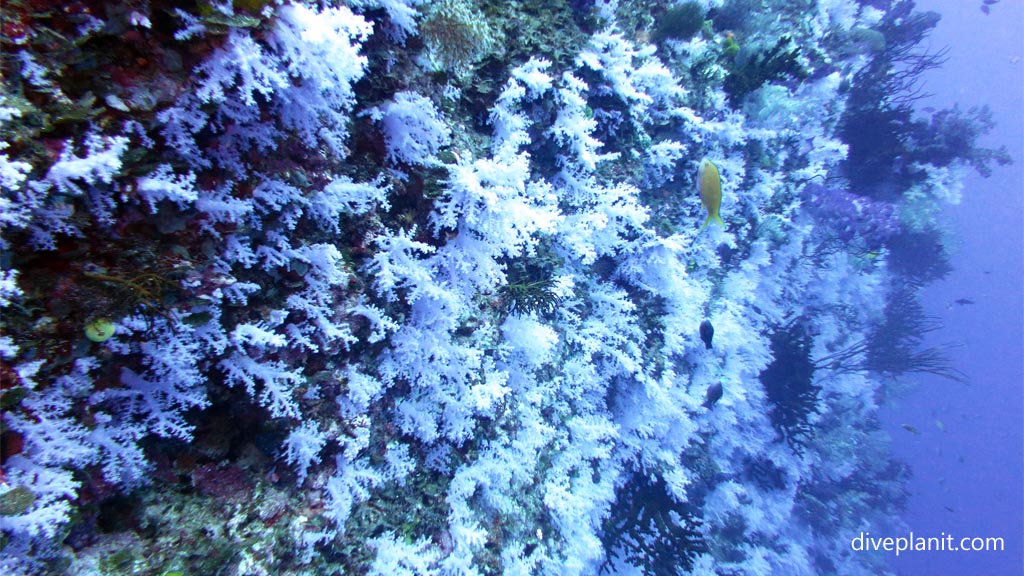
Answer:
[[901, 424, 920, 435], [699, 320, 714, 349], [702, 382, 724, 409], [984, 0, 1000, 6], [943, 505, 956, 513], [954, 298, 974, 306], [981, 5, 990, 14]]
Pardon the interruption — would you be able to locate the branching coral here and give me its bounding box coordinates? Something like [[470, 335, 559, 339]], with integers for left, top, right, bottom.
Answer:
[[652, 2, 706, 44], [864, 287, 965, 382], [796, 412, 911, 574], [81, 270, 175, 310], [908, 104, 1012, 177], [802, 183, 901, 250], [600, 471, 706, 576], [840, 0, 1009, 197], [498, 257, 561, 317], [419, 0, 499, 74], [499, 276, 560, 316], [815, 286, 965, 383], [885, 228, 953, 287], [760, 320, 820, 453], [723, 35, 808, 107], [839, 3, 944, 195]]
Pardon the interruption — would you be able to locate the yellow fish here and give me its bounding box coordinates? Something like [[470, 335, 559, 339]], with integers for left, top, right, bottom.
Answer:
[[698, 158, 724, 229]]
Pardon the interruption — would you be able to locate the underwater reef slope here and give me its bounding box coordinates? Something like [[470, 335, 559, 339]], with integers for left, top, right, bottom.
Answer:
[[0, 0, 1007, 574]]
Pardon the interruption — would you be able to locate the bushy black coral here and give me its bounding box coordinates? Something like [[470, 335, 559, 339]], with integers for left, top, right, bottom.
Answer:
[[760, 321, 820, 453], [723, 35, 808, 107], [865, 286, 965, 382], [601, 471, 706, 576], [653, 2, 705, 44], [840, 0, 1010, 196], [885, 228, 952, 287]]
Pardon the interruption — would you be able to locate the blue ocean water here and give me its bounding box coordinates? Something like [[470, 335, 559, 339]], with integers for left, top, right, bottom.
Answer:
[[883, 1, 1024, 574]]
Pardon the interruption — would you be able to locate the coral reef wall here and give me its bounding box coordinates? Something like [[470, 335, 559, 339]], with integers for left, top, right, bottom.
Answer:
[[0, 0, 1005, 574]]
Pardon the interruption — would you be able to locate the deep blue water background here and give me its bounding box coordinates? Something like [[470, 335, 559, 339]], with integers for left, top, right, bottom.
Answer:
[[879, 1, 1023, 574]]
